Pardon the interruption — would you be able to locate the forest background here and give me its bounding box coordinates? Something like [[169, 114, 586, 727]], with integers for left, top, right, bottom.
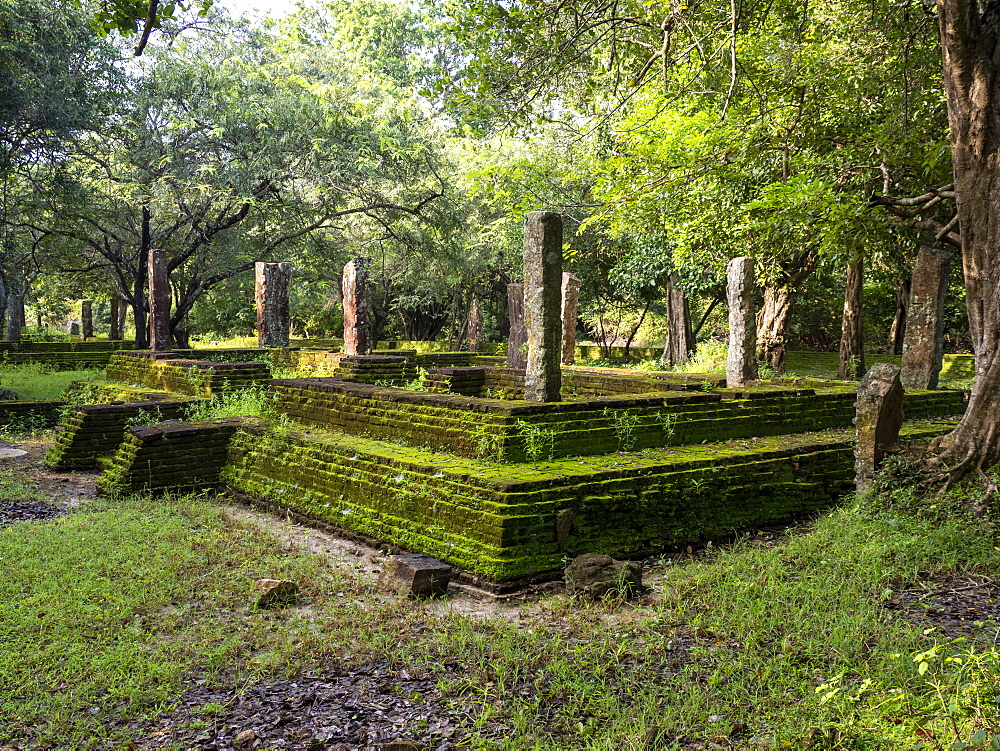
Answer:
[[0, 0, 961, 367]]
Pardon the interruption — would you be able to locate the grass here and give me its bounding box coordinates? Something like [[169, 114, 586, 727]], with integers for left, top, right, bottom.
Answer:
[[0, 363, 104, 401], [2, 467, 1000, 748]]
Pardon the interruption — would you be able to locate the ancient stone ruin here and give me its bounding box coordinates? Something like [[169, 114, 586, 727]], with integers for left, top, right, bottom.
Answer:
[[27, 215, 970, 592], [523, 211, 563, 402], [726, 256, 758, 388], [854, 363, 904, 493], [148, 248, 171, 351], [342, 258, 368, 356]]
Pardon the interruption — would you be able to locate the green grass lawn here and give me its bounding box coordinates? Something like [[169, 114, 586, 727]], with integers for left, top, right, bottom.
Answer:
[[0, 363, 105, 401], [2, 463, 999, 749]]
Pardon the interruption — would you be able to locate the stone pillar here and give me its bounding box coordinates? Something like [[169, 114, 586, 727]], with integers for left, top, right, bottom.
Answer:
[[109, 297, 126, 341], [901, 246, 952, 390], [255, 262, 293, 348], [854, 363, 904, 493], [523, 211, 563, 402], [560, 272, 581, 366], [148, 248, 171, 351], [466, 298, 484, 353], [342, 257, 368, 356], [80, 300, 94, 340], [726, 256, 758, 387], [506, 283, 526, 368], [68, 321, 80, 336]]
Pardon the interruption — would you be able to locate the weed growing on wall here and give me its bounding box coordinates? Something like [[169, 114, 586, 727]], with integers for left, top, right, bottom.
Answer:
[[603, 407, 641, 451], [514, 419, 556, 462], [655, 411, 680, 440], [184, 385, 280, 421], [471, 423, 504, 463]]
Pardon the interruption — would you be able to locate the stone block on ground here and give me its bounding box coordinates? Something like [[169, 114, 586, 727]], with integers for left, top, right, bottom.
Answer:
[[564, 553, 642, 598], [854, 362, 904, 493], [253, 578, 299, 608], [380, 553, 451, 598]]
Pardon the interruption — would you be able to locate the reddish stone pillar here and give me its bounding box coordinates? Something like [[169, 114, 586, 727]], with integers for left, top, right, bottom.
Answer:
[[466, 297, 484, 353], [255, 262, 293, 348], [726, 256, 758, 387], [523, 211, 563, 402], [342, 257, 368, 356], [148, 248, 171, 351], [901, 246, 952, 390], [80, 300, 94, 340], [506, 283, 526, 368], [560, 272, 581, 365]]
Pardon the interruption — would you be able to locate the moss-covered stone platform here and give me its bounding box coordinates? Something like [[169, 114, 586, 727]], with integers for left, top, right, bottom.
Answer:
[[54, 347, 970, 587]]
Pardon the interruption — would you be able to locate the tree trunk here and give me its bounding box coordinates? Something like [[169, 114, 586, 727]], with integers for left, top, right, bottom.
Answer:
[[661, 275, 694, 366], [5, 292, 24, 342], [756, 285, 796, 372], [888, 277, 911, 355], [838, 258, 866, 379], [931, 0, 1000, 469]]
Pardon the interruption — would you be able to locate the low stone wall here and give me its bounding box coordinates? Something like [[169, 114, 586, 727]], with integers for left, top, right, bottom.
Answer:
[[222, 420, 956, 582], [423, 366, 725, 398], [106, 351, 271, 396], [270, 378, 966, 463], [0, 400, 64, 430], [0, 340, 124, 369], [45, 399, 195, 470], [97, 417, 249, 494]]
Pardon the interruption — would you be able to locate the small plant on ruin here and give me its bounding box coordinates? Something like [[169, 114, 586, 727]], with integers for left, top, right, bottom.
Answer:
[[403, 367, 429, 392], [185, 384, 280, 421], [124, 407, 164, 427], [471, 423, 505, 463], [655, 411, 679, 440], [482, 387, 513, 400], [603, 407, 641, 451], [515, 419, 556, 462]]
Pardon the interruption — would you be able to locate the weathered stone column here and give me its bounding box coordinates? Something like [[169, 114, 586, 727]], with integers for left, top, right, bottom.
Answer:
[[466, 297, 484, 353], [663, 275, 694, 366], [726, 256, 758, 387], [342, 257, 368, 356], [80, 300, 94, 340], [901, 246, 952, 390], [506, 283, 526, 368], [109, 297, 126, 341], [560, 272, 581, 365], [68, 321, 80, 336], [854, 363, 904, 493], [148, 248, 171, 351], [523, 211, 563, 402], [255, 262, 293, 348]]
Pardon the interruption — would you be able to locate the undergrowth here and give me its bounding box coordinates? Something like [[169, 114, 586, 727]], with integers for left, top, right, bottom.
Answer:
[[0, 363, 103, 401], [2, 464, 1000, 748]]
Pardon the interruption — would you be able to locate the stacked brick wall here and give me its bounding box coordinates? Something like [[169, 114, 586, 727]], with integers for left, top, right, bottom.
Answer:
[[223, 420, 955, 582], [0, 340, 123, 369], [45, 399, 196, 469], [106, 351, 270, 396], [97, 417, 249, 494], [0, 400, 63, 430], [271, 378, 966, 462]]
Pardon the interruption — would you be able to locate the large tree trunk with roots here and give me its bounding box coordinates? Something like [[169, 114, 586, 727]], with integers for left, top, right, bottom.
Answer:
[[757, 286, 797, 372], [931, 0, 1000, 472], [838, 258, 865, 379]]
